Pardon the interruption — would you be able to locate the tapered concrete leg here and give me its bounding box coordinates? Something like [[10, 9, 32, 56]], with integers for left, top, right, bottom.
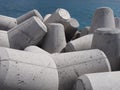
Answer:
[[52, 49, 111, 90], [8, 16, 47, 50], [17, 9, 43, 24], [74, 71, 120, 90], [44, 8, 71, 24], [64, 34, 93, 52], [63, 18, 80, 42], [92, 28, 120, 71], [43, 14, 52, 22], [24, 45, 50, 55], [90, 7, 115, 33], [0, 47, 58, 90], [0, 15, 17, 30], [115, 17, 120, 29], [41, 23, 66, 53], [81, 26, 90, 36], [0, 30, 10, 47], [72, 30, 81, 40]]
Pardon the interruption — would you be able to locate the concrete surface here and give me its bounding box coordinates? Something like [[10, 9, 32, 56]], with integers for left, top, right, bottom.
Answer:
[[90, 7, 115, 33], [17, 9, 43, 24], [8, 16, 47, 50], [75, 71, 120, 90], [52, 49, 111, 90], [92, 28, 120, 71], [41, 23, 66, 53]]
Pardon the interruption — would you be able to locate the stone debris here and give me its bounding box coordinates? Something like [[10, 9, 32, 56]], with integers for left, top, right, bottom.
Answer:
[[0, 7, 119, 90]]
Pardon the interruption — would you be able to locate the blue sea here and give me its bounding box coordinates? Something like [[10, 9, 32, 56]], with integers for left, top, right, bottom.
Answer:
[[0, 0, 120, 29]]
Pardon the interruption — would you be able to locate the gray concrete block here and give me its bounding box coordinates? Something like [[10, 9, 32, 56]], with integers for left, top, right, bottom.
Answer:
[[92, 28, 120, 71], [64, 34, 93, 52], [115, 17, 120, 29], [0, 30, 9, 47], [63, 18, 80, 42], [74, 71, 120, 90], [24, 45, 50, 55], [44, 8, 71, 24], [41, 23, 66, 53], [17, 9, 43, 24], [8, 16, 47, 50], [81, 26, 90, 36], [0, 15, 17, 30], [0, 47, 58, 90], [43, 14, 52, 22], [52, 49, 111, 90], [90, 7, 115, 33]]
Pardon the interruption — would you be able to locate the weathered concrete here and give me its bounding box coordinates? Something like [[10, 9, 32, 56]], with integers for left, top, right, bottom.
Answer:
[[0, 47, 58, 90], [81, 26, 90, 36], [24, 45, 50, 55], [44, 8, 71, 24], [43, 14, 52, 22], [0, 15, 17, 30], [72, 30, 81, 40], [64, 34, 93, 52], [90, 7, 115, 33], [8, 16, 47, 50], [63, 18, 80, 42], [41, 23, 66, 53], [115, 17, 120, 29], [0, 30, 9, 47], [75, 71, 120, 90], [92, 28, 120, 71], [52, 49, 111, 90], [17, 9, 43, 24]]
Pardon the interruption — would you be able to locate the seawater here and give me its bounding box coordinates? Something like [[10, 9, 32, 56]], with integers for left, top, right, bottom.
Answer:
[[0, 0, 120, 29]]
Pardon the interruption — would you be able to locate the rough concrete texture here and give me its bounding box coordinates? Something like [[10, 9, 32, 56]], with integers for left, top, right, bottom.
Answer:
[[90, 7, 115, 33], [44, 8, 71, 24], [63, 18, 80, 42], [43, 14, 52, 22], [0, 47, 58, 90], [41, 23, 66, 53], [81, 26, 90, 36], [0, 30, 10, 47], [24, 45, 50, 55], [52, 49, 111, 90], [115, 17, 120, 29], [72, 30, 81, 40], [75, 71, 120, 90], [17, 9, 43, 24], [8, 16, 47, 50], [92, 28, 120, 71], [0, 15, 17, 30], [64, 34, 93, 52]]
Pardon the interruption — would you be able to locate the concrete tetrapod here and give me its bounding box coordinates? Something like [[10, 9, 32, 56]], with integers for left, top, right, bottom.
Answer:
[[43, 14, 52, 22], [24, 45, 50, 55], [92, 28, 120, 71], [0, 47, 58, 90], [44, 8, 71, 24], [41, 23, 66, 53], [17, 9, 43, 24], [115, 17, 120, 29], [90, 7, 115, 33], [8, 16, 47, 50], [0, 15, 17, 30], [74, 71, 120, 90], [63, 18, 80, 42], [64, 34, 93, 52], [52, 49, 111, 90]]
